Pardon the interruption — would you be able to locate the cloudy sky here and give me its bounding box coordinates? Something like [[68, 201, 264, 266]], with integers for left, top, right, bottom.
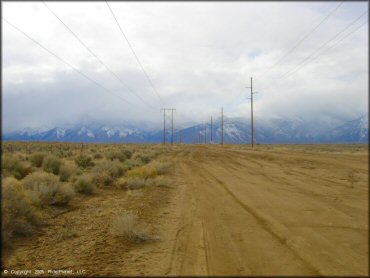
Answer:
[[2, 1, 368, 132]]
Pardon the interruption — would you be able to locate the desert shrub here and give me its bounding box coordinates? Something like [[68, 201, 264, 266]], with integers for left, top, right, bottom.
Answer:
[[127, 165, 157, 179], [127, 177, 146, 190], [2, 154, 31, 180], [150, 161, 172, 175], [153, 176, 170, 187], [74, 175, 96, 195], [92, 160, 125, 187], [114, 177, 128, 189], [59, 163, 77, 182], [29, 152, 47, 167], [22, 172, 75, 207], [42, 155, 62, 175], [74, 154, 94, 169], [106, 149, 132, 162], [121, 159, 142, 171], [111, 212, 151, 242], [2, 178, 41, 244], [132, 152, 152, 164], [93, 153, 103, 159]]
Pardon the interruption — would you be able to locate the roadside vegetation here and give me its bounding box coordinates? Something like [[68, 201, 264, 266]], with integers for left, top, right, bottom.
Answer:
[[1, 142, 172, 248]]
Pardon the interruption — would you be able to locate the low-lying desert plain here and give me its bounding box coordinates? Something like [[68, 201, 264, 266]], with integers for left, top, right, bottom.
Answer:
[[2, 142, 368, 276]]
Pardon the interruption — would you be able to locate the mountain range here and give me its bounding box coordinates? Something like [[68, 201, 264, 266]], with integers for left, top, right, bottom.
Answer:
[[2, 115, 368, 144]]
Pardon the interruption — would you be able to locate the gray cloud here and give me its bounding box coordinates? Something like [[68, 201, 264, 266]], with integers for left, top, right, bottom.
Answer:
[[2, 1, 368, 132]]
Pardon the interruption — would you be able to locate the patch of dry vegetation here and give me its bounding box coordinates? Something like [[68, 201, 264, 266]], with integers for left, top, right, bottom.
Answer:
[[111, 212, 155, 243], [1, 142, 170, 249], [2, 177, 41, 246], [22, 172, 75, 207]]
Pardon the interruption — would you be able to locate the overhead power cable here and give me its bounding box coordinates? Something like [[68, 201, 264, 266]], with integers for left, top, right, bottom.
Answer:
[[259, 10, 368, 91], [105, 1, 165, 105], [42, 2, 155, 110], [256, 2, 343, 81], [3, 17, 130, 105], [280, 19, 368, 81]]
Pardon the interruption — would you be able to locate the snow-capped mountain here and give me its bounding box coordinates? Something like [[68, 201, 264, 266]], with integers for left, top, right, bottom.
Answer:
[[2, 115, 368, 144]]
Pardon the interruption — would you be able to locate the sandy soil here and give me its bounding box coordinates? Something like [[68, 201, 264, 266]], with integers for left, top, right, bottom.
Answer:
[[3, 144, 368, 276]]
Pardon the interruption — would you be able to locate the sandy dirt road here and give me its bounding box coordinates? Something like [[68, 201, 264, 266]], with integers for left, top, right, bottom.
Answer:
[[167, 145, 368, 276], [3, 145, 368, 276]]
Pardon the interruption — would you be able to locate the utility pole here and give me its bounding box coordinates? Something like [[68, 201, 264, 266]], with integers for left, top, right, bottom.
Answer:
[[221, 107, 224, 147], [160, 108, 176, 145], [204, 123, 207, 144], [170, 109, 176, 145], [160, 108, 166, 145], [211, 116, 213, 143], [246, 77, 256, 148]]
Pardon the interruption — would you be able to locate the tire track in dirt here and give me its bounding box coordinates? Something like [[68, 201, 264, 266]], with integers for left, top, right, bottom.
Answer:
[[191, 147, 367, 275], [172, 148, 319, 275]]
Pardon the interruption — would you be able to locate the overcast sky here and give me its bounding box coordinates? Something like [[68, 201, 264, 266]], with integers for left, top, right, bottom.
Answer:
[[2, 1, 368, 132]]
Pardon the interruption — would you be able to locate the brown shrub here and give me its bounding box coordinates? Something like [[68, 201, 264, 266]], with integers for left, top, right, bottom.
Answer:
[[22, 172, 75, 207], [2, 178, 41, 246]]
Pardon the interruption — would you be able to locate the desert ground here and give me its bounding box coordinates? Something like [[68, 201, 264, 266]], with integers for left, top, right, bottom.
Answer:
[[2, 143, 368, 276]]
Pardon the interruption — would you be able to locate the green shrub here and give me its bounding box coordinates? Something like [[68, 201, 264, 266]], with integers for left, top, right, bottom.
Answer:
[[74, 175, 96, 195], [42, 155, 62, 175], [2, 177, 41, 244], [74, 154, 94, 169], [2, 154, 31, 180], [29, 152, 47, 167], [132, 152, 152, 164], [22, 172, 75, 207]]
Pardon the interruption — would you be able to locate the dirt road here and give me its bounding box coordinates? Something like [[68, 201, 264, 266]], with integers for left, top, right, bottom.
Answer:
[[3, 145, 368, 276], [167, 145, 368, 276]]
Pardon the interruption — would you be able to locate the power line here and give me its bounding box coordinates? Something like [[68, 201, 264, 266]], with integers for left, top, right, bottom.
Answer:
[[255, 2, 343, 81], [259, 10, 368, 91], [42, 2, 155, 110], [281, 19, 368, 81], [105, 1, 165, 105], [3, 17, 130, 105]]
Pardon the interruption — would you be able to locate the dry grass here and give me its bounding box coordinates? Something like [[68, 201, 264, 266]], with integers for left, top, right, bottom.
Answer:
[[150, 160, 172, 175], [22, 172, 75, 207], [92, 160, 124, 187], [59, 163, 77, 182], [127, 177, 146, 190], [29, 152, 47, 168], [127, 165, 157, 179], [74, 174, 96, 195], [2, 154, 32, 180], [111, 212, 154, 243], [74, 154, 94, 169], [42, 155, 62, 175], [2, 177, 41, 246]]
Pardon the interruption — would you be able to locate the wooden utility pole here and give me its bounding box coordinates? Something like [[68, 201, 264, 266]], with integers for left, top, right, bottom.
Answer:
[[246, 77, 256, 148], [170, 109, 176, 145], [221, 107, 224, 147], [204, 124, 207, 144], [160, 108, 176, 145], [211, 116, 213, 143], [160, 108, 167, 145]]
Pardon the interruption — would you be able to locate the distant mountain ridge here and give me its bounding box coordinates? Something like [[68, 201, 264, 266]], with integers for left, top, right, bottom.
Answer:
[[3, 115, 368, 144]]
